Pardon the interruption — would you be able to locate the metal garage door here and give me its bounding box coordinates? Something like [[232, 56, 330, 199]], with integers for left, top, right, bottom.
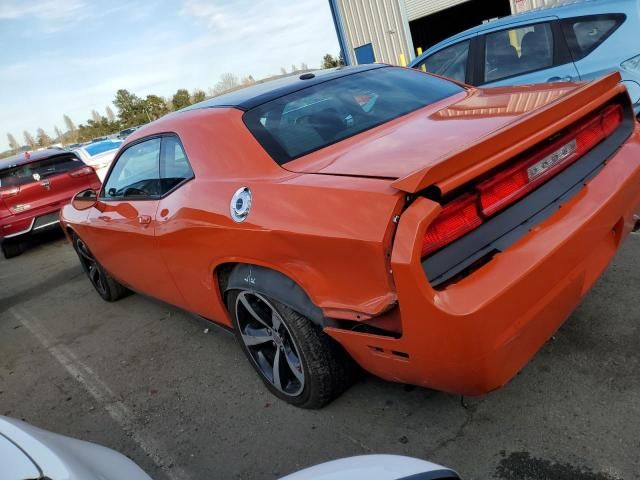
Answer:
[[404, 0, 472, 22]]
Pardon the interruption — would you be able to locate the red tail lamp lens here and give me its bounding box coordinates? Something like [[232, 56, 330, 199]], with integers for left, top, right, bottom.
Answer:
[[478, 104, 623, 217], [422, 103, 623, 257], [422, 193, 482, 257]]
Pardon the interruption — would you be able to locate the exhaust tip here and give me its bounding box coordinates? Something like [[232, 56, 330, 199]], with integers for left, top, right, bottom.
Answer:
[[633, 214, 640, 234]]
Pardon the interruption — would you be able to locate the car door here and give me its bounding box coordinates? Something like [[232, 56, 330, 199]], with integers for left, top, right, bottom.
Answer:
[[153, 135, 198, 312], [559, 14, 640, 103], [412, 38, 474, 84], [83, 137, 183, 304], [480, 18, 580, 87]]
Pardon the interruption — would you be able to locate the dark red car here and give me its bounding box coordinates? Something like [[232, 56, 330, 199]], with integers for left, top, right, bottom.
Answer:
[[0, 149, 101, 258]]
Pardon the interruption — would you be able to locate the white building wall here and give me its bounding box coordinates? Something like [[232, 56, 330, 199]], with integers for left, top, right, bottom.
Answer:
[[335, 0, 414, 65]]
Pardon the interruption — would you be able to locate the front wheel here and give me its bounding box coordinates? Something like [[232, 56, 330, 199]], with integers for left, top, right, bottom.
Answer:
[[72, 233, 129, 302], [227, 290, 355, 409]]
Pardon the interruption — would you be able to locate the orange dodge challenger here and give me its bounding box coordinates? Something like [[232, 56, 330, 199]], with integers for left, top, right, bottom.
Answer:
[[61, 65, 640, 408]]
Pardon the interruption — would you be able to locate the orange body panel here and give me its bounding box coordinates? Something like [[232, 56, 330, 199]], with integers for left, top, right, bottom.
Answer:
[[61, 70, 640, 395]]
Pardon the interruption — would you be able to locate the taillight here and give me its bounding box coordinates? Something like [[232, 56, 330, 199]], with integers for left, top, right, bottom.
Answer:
[[422, 103, 624, 257], [0, 186, 19, 199], [422, 193, 482, 256], [478, 104, 623, 217], [69, 166, 95, 178]]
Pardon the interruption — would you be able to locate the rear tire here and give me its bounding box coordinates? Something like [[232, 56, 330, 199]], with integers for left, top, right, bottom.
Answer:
[[71, 233, 129, 302], [227, 289, 355, 409], [1, 240, 25, 259]]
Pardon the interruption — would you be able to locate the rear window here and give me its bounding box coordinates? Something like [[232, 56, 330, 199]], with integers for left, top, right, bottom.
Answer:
[[243, 67, 463, 164], [561, 14, 625, 61], [0, 154, 84, 188]]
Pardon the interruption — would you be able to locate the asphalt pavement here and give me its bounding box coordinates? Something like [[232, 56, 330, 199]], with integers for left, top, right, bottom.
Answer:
[[1, 229, 638, 479]]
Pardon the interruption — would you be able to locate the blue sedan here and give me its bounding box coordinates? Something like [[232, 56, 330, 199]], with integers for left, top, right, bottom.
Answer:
[[410, 0, 640, 116]]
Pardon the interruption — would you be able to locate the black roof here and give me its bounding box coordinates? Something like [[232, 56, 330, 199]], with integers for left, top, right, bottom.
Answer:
[[0, 149, 76, 171], [181, 64, 387, 112]]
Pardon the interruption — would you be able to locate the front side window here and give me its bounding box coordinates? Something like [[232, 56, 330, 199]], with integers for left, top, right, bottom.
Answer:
[[103, 138, 161, 199], [159, 136, 193, 195], [484, 22, 554, 82], [417, 40, 470, 83], [561, 15, 625, 61], [244, 67, 463, 164]]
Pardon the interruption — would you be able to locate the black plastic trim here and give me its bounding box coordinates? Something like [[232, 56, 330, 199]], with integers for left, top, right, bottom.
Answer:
[[225, 264, 325, 326], [423, 101, 635, 287]]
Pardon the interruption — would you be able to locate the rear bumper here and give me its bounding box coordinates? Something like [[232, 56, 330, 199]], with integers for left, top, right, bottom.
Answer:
[[0, 210, 61, 241], [326, 126, 640, 395]]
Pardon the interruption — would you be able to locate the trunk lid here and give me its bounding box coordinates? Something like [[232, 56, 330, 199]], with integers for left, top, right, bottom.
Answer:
[[284, 75, 620, 193]]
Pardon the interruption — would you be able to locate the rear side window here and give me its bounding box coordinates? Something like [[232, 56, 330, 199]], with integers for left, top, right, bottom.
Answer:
[[159, 136, 194, 195], [0, 154, 84, 188], [484, 22, 554, 82], [416, 40, 470, 83], [244, 67, 463, 164], [561, 14, 625, 61], [103, 138, 161, 199]]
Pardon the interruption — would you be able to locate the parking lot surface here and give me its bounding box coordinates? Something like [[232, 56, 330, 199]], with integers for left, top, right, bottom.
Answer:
[[1, 230, 638, 480]]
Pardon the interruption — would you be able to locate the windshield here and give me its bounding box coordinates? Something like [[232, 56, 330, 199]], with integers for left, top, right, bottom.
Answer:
[[84, 140, 122, 157], [243, 67, 463, 164]]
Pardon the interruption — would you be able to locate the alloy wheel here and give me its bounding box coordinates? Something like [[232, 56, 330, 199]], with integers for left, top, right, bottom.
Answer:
[[75, 238, 107, 297], [235, 291, 305, 396]]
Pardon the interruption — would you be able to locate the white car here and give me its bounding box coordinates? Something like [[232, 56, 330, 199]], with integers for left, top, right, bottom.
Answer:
[[73, 139, 123, 181], [281, 455, 461, 480], [0, 416, 151, 480], [1, 416, 461, 480]]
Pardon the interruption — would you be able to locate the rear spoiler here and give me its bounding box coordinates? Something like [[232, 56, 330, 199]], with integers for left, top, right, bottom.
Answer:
[[391, 72, 626, 195]]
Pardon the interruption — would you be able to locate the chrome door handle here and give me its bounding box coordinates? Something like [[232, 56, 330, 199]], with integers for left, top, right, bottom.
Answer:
[[138, 215, 152, 225]]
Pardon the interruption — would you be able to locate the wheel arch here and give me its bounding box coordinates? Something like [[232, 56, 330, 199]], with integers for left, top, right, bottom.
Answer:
[[216, 263, 326, 327]]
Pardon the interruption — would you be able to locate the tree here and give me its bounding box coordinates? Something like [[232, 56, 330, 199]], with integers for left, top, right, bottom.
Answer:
[[172, 89, 191, 111], [54, 126, 63, 144], [143, 95, 169, 121], [300, 62, 309, 71], [36, 128, 52, 148], [280, 66, 287, 75], [91, 110, 102, 123], [211, 73, 240, 96], [291, 64, 298, 73], [321, 53, 343, 69], [105, 106, 116, 122], [23, 131, 37, 150], [6, 133, 19, 152], [191, 89, 206, 104], [63, 114, 78, 143], [113, 89, 146, 127]]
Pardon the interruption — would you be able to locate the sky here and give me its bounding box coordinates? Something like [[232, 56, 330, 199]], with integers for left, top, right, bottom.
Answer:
[[0, 0, 340, 150]]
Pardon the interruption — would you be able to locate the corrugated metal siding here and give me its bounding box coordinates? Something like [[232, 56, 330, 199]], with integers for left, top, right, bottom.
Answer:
[[509, 0, 563, 14], [404, 0, 471, 21], [335, 0, 413, 65]]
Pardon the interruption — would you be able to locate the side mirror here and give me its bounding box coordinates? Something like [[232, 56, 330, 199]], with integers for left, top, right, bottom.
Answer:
[[71, 189, 98, 211]]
